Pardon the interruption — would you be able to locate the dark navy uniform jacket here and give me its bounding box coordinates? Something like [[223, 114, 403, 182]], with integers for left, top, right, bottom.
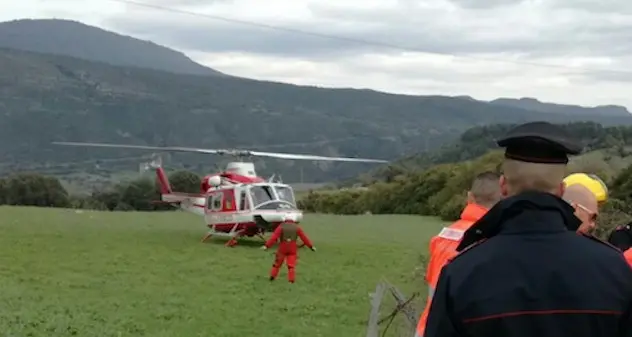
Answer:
[[424, 192, 632, 337]]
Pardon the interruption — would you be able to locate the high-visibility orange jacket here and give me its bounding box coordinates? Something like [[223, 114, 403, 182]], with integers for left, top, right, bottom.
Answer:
[[624, 248, 632, 267], [415, 203, 489, 337]]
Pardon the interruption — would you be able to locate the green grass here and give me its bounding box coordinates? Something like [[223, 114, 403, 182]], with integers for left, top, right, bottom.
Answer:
[[0, 207, 444, 337]]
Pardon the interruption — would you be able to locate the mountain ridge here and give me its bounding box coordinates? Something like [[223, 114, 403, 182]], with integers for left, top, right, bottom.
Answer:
[[489, 97, 629, 117], [0, 18, 224, 76], [1, 19, 632, 184]]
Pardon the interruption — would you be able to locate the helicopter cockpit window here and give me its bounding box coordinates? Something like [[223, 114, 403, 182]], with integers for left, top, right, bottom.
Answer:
[[207, 193, 223, 211], [275, 186, 295, 205], [249, 185, 275, 207]]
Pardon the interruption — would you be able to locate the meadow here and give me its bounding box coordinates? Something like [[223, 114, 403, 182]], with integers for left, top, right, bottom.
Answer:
[[0, 207, 444, 337]]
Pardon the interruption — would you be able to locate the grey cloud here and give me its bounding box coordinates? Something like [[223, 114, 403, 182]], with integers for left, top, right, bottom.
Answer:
[[446, 0, 525, 9], [106, 19, 394, 59], [105, 1, 632, 62], [449, 0, 632, 13], [141, 0, 233, 6], [548, 0, 632, 13], [575, 68, 632, 83]]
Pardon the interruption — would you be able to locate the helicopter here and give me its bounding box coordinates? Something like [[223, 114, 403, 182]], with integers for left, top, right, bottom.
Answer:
[[52, 141, 388, 247]]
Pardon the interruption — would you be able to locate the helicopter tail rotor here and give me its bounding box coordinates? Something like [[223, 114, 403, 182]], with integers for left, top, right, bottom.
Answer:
[[139, 153, 163, 174]]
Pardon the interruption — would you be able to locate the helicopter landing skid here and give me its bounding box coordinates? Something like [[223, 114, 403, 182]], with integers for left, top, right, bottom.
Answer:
[[200, 223, 265, 247]]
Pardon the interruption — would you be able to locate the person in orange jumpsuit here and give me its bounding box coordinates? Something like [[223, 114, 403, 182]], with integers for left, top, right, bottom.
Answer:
[[261, 213, 315, 283], [415, 171, 501, 337]]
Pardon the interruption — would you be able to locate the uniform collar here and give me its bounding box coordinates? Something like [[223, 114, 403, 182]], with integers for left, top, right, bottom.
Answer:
[[498, 209, 569, 234], [456, 191, 581, 251]]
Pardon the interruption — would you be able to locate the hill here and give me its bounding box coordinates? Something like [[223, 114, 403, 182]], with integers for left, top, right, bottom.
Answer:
[[0, 19, 224, 76], [2, 20, 632, 185], [299, 147, 632, 239], [489, 97, 630, 117], [354, 122, 632, 185], [300, 121, 632, 236], [3, 47, 632, 185]]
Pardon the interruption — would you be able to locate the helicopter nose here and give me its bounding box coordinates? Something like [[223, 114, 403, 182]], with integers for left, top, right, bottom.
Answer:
[[259, 211, 303, 223], [282, 212, 303, 223]]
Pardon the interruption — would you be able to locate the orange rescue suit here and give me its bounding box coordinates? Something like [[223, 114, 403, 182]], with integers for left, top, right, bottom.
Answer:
[[415, 203, 489, 337], [624, 248, 632, 267], [264, 221, 314, 283]]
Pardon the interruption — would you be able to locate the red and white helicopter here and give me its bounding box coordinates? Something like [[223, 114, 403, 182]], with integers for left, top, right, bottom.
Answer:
[[53, 141, 388, 246]]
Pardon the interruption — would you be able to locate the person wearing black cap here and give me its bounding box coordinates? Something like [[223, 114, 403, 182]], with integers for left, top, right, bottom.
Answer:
[[424, 121, 632, 337]]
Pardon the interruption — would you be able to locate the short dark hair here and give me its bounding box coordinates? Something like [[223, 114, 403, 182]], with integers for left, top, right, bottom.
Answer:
[[470, 171, 501, 207]]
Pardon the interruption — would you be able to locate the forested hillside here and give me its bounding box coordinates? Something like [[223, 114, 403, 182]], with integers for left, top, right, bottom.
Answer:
[[2, 19, 632, 186], [354, 121, 632, 185], [3, 47, 631, 185], [301, 121, 632, 238]]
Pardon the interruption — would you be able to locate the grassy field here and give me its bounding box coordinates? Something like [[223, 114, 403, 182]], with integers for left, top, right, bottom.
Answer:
[[0, 207, 444, 337]]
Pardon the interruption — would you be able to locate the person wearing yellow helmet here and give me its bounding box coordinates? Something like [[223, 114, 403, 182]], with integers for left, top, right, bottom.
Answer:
[[562, 173, 607, 234], [563, 173, 608, 204], [570, 172, 632, 267], [562, 184, 599, 234]]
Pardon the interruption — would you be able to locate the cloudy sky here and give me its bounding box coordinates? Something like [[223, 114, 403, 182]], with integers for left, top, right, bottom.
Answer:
[[3, 0, 632, 108]]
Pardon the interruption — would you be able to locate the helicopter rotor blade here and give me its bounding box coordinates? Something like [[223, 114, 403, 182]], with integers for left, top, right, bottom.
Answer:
[[52, 141, 389, 163], [52, 141, 234, 156], [247, 150, 389, 163]]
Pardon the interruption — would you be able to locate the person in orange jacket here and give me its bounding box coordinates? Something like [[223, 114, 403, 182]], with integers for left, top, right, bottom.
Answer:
[[625, 247, 632, 266], [261, 213, 315, 283], [415, 171, 501, 337]]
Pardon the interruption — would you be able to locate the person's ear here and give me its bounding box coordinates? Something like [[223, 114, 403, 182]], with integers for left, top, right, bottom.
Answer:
[[466, 191, 475, 204], [556, 182, 565, 197], [499, 175, 509, 197]]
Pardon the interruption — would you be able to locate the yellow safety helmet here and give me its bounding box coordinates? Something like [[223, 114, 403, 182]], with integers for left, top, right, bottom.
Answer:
[[563, 173, 608, 204]]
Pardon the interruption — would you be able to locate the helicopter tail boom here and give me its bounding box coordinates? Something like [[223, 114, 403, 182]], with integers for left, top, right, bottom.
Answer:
[[156, 166, 172, 194]]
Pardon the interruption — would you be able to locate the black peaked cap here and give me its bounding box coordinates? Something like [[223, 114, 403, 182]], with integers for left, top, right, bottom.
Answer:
[[496, 121, 583, 164]]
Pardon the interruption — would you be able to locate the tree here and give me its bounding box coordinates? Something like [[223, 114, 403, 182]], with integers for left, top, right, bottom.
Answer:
[[299, 151, 504, 216], [168, 170, 201, 193], [2, 173, 70, 207], [76, 169, 202, 211]]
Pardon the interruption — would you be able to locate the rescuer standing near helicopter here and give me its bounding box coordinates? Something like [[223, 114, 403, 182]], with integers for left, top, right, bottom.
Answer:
[[261, 213, 316, 283]]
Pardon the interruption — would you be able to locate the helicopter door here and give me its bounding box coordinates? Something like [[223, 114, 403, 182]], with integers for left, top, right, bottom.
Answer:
[[238, 190, 249, 211], [222, 190, 236, 212]]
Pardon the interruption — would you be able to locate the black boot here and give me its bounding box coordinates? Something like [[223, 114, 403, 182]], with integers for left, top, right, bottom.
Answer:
[[269, 276, 275, 281]]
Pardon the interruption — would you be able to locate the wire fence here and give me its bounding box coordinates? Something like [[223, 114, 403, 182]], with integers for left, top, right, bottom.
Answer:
[[366, 279, 420, 337]]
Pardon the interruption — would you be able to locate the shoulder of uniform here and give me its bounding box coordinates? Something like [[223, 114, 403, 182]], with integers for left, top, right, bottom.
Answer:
[[578, 232, 622, 252], [437, 226, 466, 241], [447, 239, 486, 263]]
